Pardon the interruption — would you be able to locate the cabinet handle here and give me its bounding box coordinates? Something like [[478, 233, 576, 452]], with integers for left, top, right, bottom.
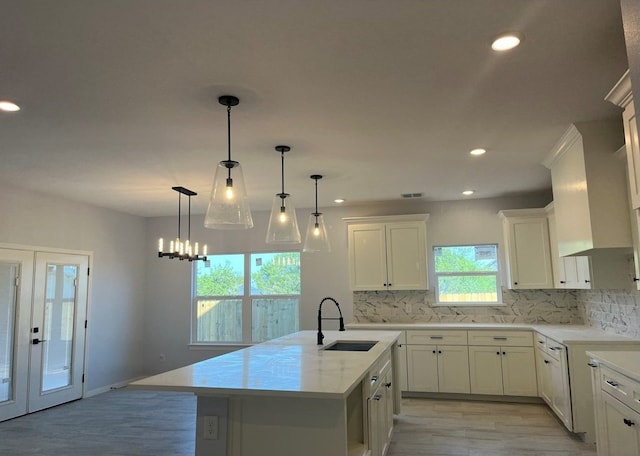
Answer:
[[624, 418, 635, 427], [493, 337, 507, 341], [587, 362, 598, 368], [514, 282, 518, 285], [438, 350, 442, 354], [373, 395, 382, 401], [388, 283, 392, 287], [634, 277, 640, 282], [537, 340, 545, 344], [584, 280, 590, 283], [549, 346, 563, 351], [560, 281, 566, 284], [430, 336, 443, 339], [496, 351, 500, 355], [544, 360, 550, 364], [370, 375, 378, 384], [502, 351, 506, 355], [432, 350, 437, 354], [385, 382, 392, 388], [606, 380, 619, 388]]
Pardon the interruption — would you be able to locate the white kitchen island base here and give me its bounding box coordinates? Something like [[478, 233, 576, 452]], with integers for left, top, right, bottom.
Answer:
[[130, 330, 401, 456]]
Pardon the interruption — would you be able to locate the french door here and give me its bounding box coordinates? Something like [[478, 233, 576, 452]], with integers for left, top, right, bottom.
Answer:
[[0, 248, 89, 421]]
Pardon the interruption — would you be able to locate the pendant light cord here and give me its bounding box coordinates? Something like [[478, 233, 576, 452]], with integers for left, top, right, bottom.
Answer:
[[280, 151, 285, 195], [227, 104, 232, 179], [188, 194, 191, 241], [177, 190, 181, 240]]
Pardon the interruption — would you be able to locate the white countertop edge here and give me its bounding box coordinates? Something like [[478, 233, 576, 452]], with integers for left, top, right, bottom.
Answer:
[[346, 323, 640, 344], [586, 350, 640, 383]]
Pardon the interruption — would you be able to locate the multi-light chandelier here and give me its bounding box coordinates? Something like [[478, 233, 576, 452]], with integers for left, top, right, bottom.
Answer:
[[158, 186, 208, 262]]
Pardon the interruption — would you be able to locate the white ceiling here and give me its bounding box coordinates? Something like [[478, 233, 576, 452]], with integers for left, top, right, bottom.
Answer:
[[0, 0, 629, 217]]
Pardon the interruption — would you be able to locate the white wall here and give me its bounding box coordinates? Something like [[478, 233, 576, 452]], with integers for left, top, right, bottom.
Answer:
[[143, 191, 552, 373], [0, 182, 147, 393]]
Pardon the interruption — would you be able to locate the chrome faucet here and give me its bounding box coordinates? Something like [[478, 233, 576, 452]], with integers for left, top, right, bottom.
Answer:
[[317, 296, 345, 345]]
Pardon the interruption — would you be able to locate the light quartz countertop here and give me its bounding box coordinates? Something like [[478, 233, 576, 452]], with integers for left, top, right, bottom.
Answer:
[[586, 350, 640, 382], [346, 323, 640, 345], [129, 330, 401, 399]]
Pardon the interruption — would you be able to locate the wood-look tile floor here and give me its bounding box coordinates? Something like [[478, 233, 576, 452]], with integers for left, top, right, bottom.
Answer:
[[0, 389, 596, 456]]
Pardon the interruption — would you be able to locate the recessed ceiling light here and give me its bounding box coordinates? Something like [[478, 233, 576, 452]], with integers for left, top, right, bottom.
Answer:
[[470, 148, 486, 156], [0, 100, 20, 112], [491, 33, 522, 51], [334, 199, 345, 204], [462, 190, 475, 196]]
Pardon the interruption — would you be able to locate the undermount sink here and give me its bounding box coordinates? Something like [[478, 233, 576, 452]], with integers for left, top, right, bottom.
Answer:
[[323, 341, 377, 351]]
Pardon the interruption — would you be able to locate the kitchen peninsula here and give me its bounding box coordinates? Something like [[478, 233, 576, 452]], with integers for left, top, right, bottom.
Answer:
[[130, 330, 402, 456]]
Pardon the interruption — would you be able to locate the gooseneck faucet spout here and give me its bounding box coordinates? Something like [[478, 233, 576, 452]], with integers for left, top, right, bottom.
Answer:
[[317, 296, 345, 345]]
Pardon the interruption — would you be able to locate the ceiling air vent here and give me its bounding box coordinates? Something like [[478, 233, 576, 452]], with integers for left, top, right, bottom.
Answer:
[[401, 193, 424, 199]]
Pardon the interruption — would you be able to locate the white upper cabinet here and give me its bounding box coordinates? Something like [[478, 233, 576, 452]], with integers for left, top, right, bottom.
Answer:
[[542, 120, 631, 257], [499, 209, 554, 289], [345, 215, 429, 291], [606, 70, 640, 208], [545, 203, 592, 289]]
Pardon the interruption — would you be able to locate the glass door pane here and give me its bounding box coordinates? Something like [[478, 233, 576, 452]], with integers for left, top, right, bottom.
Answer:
[[41, 264, 78, 392], [0, 263, 18, 403]]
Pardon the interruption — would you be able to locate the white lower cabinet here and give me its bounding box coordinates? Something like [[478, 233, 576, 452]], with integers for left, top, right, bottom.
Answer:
[[468, 346, 537, 396], [534, 335, 572, 429], [367, 351, 394, 456], [406, 345, 470, 393], [406, 330, 470, 394], [589, 357, 640, 456]]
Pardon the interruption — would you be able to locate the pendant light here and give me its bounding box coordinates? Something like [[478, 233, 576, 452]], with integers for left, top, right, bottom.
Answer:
[[266, 145, 301, 244], [303, 175, 331, 253], [158, 186, 208, 262], [204, 95, 254, 230]]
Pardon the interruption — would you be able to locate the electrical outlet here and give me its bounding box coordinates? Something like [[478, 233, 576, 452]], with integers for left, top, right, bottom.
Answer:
[[203, 416, 218, 440]]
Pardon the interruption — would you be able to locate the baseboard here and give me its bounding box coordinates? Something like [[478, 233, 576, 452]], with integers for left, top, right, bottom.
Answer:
[[401, 391, 544, 404], [84, 376, 146, 398]]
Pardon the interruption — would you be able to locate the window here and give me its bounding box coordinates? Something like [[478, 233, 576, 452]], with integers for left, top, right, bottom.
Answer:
[[193, 252, 300, 344], [433, 244, 500, 305]]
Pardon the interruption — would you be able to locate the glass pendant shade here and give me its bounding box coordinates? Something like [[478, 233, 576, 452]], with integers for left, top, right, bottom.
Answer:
[[204, 160, 254, 229], [303, 213, 330, 252], [266, 193, 301, 244]]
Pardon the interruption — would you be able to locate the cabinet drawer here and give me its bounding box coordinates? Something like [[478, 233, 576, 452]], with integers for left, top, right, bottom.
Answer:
[[467, 330, 533, 347], [368, 349, 392, 394], [406, 330, 468, 346], [545, 338, 566, 361], [535, 332, 547, 350], [600, 365, 640, 415]]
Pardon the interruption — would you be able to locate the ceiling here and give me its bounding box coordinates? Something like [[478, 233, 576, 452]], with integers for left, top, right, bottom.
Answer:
[[0, 0, 629, 217]]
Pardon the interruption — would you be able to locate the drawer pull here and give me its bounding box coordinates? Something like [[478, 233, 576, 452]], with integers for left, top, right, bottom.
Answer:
[[493, 337, 507, 341], [370, 375, 378, 384], [373, 395, 382, 401], [385, 382, 392, 388], [537, 340, 545, 344], [549, 346, 563, 351], [544, 360, 550, 364], [430, 336, 443, 339], [606, 380, 619, 388], [624, 418, 635, 427], [587, 362, 598, 368]]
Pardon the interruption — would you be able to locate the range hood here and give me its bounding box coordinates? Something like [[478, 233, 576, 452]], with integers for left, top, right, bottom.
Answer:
[[542, 119, 632, 257]]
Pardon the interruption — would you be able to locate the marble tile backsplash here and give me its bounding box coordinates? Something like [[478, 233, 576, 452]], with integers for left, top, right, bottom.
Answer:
[[353, 288, 584, 324], [578, 289, 640, 338]]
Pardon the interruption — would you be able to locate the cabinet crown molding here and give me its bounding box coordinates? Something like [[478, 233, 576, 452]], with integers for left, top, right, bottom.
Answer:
[[343, 214, 429, 225], [498, 208, 547, 219], [604, 69, 632, 108], [541, 124, 581, 169]]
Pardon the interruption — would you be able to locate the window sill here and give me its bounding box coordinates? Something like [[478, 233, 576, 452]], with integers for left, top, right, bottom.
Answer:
[[431, 302, 505, 307]]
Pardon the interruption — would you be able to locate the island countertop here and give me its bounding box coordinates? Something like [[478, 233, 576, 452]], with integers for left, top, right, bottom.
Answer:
[[129, 330, 401, 399]]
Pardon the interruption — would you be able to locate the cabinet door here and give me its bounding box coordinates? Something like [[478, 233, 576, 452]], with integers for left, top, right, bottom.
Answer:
[[367, 392, 382, 456], [601, 393, 640, 456], [381, 369, 394, 456], [501, 347, 538, 396], [535, 348, 552, 405], [504, 216, 554, 289], [385, 222, 427, 290], [348, 224, 387, 291], [406, 345, 439, 392], [624, 100, 640, 209], [575, 256, 592, 289], [438, 345, 470, 394], [468, 346, 503, 395], [549, 355, 572, 429]]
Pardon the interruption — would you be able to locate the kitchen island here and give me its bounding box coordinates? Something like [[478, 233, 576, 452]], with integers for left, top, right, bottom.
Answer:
[[130, 330, 402, 456]]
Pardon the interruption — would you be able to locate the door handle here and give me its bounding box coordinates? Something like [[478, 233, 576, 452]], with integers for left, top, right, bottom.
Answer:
[[32, 338, 47, 345]]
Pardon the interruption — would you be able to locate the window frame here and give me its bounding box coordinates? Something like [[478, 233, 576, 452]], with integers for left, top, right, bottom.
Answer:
[[190, 252, 301, 346], [432, 243, 503, 306]]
